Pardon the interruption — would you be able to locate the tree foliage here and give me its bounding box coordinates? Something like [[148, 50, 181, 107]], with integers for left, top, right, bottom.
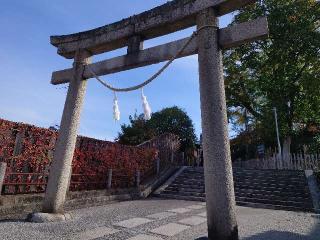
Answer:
[[116, 106, 197, 152], [225, 0, 320, 150]]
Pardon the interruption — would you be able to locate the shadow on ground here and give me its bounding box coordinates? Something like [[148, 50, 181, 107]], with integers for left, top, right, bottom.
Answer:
[[195, 224, 320, 240], [0, 219, 25, 223], [242, 230, 319, 240]]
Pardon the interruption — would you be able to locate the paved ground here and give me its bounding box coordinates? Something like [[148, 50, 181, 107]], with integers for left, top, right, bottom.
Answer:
[[0, 198, 319, 240]]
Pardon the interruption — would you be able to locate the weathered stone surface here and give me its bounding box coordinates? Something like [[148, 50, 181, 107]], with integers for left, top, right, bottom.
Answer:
[[114, 217, 153, 228], [13, 132, 24, 156], [51, 0, 255, 58], [51, 17, 268, 85], [127, 35, 144, 54], [219, 17, 268, 49], [178, 216, 207, 226], [146, 211, 176, 220], [187, 204, 205, 210], [3, 200, 318, 239], [305, 170, 320, 213], [42, 50, 91, 213], [73, 227, 119, 240], [0, 162, 7, 195], [150, 223, 190, 236], [127, 234, 164, 240], [197, 212, 207, 217], [153, 167, 187, 196], [27, 212, 71, 223], [197, 8, 238, 240], [167, 207, 193, 214]]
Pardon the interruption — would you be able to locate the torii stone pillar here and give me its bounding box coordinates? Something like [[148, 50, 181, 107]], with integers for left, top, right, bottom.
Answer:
[[42, 50, 91, 213], [197, 8, 238, 240]]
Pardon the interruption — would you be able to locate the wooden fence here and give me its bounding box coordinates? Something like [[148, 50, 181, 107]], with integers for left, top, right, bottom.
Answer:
[[1, 170, 140, 195], [138, 133, 182, 167], [233, 153, 320, 171]]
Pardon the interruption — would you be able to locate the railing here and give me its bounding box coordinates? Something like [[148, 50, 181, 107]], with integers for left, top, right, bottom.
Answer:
[[2, 172, 48, 195], [0, 134, 182, 195], [233, 152, 320, 171], [0, 157, 164, 195], [69, 173, 106, 191], [1, 171, 140, 195], [69, 168, 160, 192], [69, 170, 137, 191], [0, 159, 163, 195], [138, 133, 181, 167]]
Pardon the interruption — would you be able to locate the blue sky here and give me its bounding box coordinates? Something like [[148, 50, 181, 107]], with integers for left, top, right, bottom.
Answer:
[[0, 1, 233, 141]]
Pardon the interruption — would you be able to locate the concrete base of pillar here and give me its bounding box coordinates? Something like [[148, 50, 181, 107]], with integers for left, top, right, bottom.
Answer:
[[27, 212, 72, 223]]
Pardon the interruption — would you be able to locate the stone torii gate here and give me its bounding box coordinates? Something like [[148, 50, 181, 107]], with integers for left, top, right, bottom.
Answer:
[[40, 1, 268, 239]]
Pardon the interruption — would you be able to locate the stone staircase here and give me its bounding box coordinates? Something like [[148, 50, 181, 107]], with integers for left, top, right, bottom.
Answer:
[[154, 167, 315, 212]]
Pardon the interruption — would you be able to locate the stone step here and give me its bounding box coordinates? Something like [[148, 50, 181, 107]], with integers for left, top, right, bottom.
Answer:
[[236, 201, 313, 212], [234, 184, 309, 193], [170, 182, 309, 194], [234, 176, 307, 180], [174, 179, 204, 182], [154, 167, 314, 212], [235, 196, 314, 209], [163, 190, 205, 197], [156, 195, 314, 213], [155, 193, 205, 202], [233, 172, 306, 177], [233, 172, 305, 176], [173, 180, 307, 188], [233, 176, 306, 182], [234, 183, 309, 191], [233, 169, 306, 175], [164, 189, 311, 206], [173, 181, 204, 186], [234, 188, 310, 198], [172, 183, 204, 188], [238, 176, 309, 181], [164, 187, 310, 201], [169, 183, 205, 190], [182, 171, 305, 177], [166, 187, 205, 193], [235, 191, 311, 202], [175, 175, 204, 180], [234, 170, 306, 175], [235, 181, 307, 187]]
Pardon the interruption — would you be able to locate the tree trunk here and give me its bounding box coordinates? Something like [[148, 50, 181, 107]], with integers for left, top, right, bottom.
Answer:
[[283, 136, 291, 155]]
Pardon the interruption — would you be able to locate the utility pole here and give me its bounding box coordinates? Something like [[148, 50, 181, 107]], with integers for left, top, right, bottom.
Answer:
[[273, 107, 282, 157]]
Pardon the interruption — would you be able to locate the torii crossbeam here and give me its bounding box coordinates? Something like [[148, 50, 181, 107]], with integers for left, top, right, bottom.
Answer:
[[39, 1, 269, 239]]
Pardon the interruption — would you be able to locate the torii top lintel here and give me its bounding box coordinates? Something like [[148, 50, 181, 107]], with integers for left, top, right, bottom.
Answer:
[[51, 0, 255, 59]]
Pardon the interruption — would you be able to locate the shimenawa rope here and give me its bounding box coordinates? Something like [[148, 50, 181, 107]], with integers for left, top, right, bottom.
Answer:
[[86, 25, 217, 92], [86, 25, 217, 121]]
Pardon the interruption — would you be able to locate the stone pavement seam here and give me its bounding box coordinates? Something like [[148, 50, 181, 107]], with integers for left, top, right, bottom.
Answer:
[[68, 226, 120, 240], [166, 207, 193, 214], [150, 222, 191, 237], [178, 216, 207, 226], [113, 217, 153, 229], [126, 234, 164, 240]]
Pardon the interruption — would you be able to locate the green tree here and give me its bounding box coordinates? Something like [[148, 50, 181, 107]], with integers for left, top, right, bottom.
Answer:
[[116, 113, 154, 146], [225, 0, 320, 153], [116, 106, 197, 152]]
